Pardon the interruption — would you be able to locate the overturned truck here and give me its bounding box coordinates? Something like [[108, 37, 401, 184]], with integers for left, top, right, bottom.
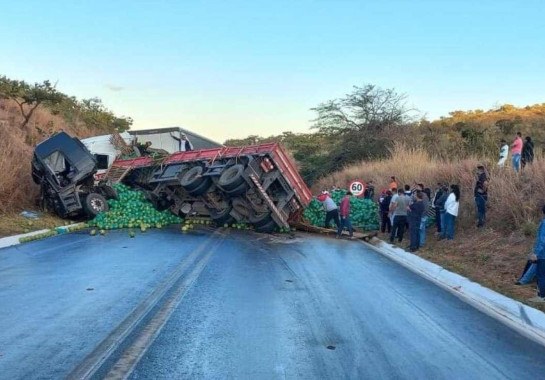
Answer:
[[107, 143, 312, 232]]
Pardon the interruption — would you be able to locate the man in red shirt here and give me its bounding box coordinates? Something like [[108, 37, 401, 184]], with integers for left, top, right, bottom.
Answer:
[[337, 191, 354, 239], [511, 131, 523, 172]]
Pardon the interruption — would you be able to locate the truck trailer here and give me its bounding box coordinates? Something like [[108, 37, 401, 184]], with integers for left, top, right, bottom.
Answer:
[[108, 143, 312, 232]]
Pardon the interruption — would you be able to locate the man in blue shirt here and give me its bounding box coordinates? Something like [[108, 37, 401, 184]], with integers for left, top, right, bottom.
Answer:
[[528, 205, 545, 303]]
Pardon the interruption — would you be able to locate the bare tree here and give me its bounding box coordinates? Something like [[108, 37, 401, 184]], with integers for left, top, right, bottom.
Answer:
[[0, 76, 63, 128], [311, 84, 415, 135]]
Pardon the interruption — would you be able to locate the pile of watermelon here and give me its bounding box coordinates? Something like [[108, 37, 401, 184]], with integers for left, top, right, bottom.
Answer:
[[88, 183, 182, 230], [303, 190, 379, 231]]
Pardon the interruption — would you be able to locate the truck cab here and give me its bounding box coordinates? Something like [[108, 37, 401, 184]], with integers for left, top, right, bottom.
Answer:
[[81, 132, 134, 180], [32, 132, 117, 218]]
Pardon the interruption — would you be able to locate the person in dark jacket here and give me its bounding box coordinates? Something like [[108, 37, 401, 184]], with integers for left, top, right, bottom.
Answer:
[[474, 165, 489, 228], [434, 184, 449, 234], [521, 136, 534, 169], [408, 191, 425, 252], [432, 183, 444, 233], [364, 181, 375, 200], [379, 190, 393, 233]]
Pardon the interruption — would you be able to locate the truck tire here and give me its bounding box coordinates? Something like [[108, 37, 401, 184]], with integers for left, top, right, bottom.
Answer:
[[83, 193, 109, 217], [218, 164, 245, 191], [255, 219, 276, 233], [232, 198, 253, 218], [188, 179, 212, 196], [100, 184, 118, 200], [249, 212, 273, 228], [223, 181, 248, 197], [181, 166, 210, 192], [209, 206, 235, 226]]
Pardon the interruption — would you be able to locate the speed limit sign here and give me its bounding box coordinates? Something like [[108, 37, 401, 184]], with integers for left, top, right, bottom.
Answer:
[[349, 181, 365, 197]]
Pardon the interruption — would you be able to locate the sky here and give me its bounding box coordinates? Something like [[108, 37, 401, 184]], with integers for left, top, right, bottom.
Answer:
[[0, 0, 544, 142]]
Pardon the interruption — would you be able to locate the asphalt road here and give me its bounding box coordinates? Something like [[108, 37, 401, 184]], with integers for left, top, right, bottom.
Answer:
[[1, 227, 545, 379]]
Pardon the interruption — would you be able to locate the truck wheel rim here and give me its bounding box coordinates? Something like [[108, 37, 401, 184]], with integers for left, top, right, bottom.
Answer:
[[91, 198, 105, 211]]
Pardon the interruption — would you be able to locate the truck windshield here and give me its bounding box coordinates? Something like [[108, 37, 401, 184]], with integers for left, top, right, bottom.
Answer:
[[43, 151, 67, 173]]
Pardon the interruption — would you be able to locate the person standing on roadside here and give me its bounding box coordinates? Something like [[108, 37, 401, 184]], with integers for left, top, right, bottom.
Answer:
[[412, 183, 430, 247], [434, 184, 449, 234], [408, 191, 425, 252], [511, 132, 523, 172], [404, 184, 412, 230], [388, 188, 398, 226], [522, 136, 535, 169], [528, 206, 545, 303], [440, 184, 460, 240], [432, 183, 444, 234], [337, 191, 354, 238], [498, 139, 509, 167], [379, 190, 393, 234], [474, 165, 489, 228], [389, 188, 409, 244], [317, 191, 340, 230]]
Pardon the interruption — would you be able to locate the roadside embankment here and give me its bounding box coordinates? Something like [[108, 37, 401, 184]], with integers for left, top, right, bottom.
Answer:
[[315, 144, 545, 311]]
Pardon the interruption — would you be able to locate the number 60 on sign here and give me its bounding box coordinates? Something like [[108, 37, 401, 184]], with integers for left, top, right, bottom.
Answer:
[[349, 181, 365, 197]]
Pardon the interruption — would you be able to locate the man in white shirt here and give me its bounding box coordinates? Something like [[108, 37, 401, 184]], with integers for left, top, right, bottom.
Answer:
[[389, 189, 409, 243], [317, 191, 340, 230], [171, 132, 194, 152], [498, 139, 509, 167]]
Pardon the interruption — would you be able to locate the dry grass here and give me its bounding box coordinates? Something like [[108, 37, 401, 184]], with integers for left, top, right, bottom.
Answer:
[[316, 143, 545, 231], [0, 212, 66, 238]]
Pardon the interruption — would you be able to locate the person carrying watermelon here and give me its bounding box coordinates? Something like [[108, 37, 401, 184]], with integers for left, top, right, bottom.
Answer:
[[317, 191, 340, 230]]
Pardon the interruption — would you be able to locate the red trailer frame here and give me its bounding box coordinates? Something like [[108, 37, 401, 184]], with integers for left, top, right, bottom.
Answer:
[[112, 143, 312, 206]]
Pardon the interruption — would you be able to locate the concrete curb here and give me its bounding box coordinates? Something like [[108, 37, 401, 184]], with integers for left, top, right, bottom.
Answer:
[[0, 224, 83, 250], [363, 238, 545, 347]]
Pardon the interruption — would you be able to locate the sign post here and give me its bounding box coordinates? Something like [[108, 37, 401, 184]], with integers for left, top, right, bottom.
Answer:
[[349, 180, 365, 198]]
